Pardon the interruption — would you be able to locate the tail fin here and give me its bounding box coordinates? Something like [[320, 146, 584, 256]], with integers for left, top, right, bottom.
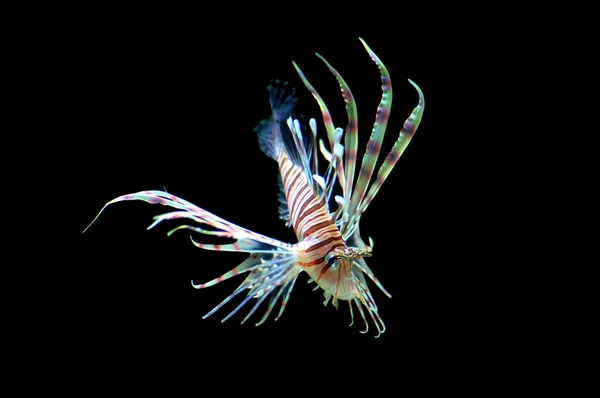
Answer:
[[254, 81, 297, 160]]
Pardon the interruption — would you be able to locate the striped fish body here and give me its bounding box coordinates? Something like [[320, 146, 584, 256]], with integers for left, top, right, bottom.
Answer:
[[275, 150, 353, 302], [276, 151, 340, 242]]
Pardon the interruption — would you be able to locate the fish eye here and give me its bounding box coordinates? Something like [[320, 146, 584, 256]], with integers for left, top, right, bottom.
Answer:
[[325, 254, 337, 268]]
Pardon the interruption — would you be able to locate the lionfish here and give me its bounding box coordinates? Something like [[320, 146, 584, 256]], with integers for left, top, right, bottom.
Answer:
[[84, 38, 424, 337]]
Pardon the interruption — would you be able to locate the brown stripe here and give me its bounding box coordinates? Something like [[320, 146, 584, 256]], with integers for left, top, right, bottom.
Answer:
[[282, 162, 293, 186], [297, 258, 326, 267], [306, 237, 344, 253], [299, 200, 322, 222], [286, 172, 304, 213], [286, 170, 301, 193], [290, 184, 310, 215], [299, 212, 329, 235], [304, 219, 335, 237], [297, 190, 316, 219], [306, 225, 342, 243], [316, 264, 331, 282], [296, 200, 325, 231]]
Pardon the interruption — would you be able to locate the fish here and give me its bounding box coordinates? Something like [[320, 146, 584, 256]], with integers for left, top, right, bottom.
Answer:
[[84, 37, 424, 337]]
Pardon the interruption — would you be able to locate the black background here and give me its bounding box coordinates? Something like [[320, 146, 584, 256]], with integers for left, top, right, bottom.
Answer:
[[9, 2, 571, 393], [25, 7, 508, 392]]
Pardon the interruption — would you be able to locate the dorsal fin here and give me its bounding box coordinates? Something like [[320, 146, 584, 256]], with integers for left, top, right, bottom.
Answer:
[[254, 81, 298, 160]]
